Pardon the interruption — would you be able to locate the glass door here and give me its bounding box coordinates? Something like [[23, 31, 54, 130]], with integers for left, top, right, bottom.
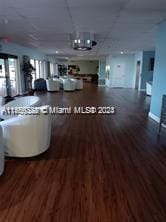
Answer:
[[9, 58, 17, 97], [0, 54, 18, 97], [35, 60, 40, 79], [0, 59, 7, 97]]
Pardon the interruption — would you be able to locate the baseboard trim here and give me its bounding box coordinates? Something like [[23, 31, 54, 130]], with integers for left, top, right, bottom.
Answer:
[[148, 112, 160, 123], [148, 112, 166, 128]]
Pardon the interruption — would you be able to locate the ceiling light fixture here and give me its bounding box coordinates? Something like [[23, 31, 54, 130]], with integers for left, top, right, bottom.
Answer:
[[55, 51, 59, 54], [72, 32, 97, 51]]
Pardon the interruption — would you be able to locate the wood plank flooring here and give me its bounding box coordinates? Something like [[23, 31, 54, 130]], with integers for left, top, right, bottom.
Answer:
[[0, 83, 166, 222]]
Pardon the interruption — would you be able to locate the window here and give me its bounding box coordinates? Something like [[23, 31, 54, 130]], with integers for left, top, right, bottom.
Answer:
[[43, 61, 47, 79], [30, 59, 36, 88], [30, 59, 45, 88], [39, 61, 43, 78], [50, 62, 54, 77], [35, 60, 40, 79], [0, 54, 18, 97]]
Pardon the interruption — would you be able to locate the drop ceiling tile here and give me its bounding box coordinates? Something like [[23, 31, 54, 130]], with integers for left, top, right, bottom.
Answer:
[[6, 0, 67, 9], [126, 0, 166, 10], [0, 0, 165, 57], [68, 0, 128, 8], [117, 10, 166, 24]]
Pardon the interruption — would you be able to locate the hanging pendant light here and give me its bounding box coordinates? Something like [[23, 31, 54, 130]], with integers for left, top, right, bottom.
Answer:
[[71, 32, 97, 51]]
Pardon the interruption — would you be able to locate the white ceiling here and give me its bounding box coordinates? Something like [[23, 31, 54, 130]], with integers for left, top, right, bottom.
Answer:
[[1, 0, 166, 59]]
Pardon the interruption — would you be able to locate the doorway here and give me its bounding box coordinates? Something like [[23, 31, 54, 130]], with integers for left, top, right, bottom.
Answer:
[[112, 64, 125, 87], [0, 54, 18, 97], [135, 61, 141, 90]]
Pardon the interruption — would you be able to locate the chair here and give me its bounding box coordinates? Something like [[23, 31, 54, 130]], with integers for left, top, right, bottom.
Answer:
[[146, 81, 152, 96], [70, 78, 83, 90], [59, 78, 64, 89], [0, 96, 4, 106], [34, 78, 47, 91], [0, 96, 41, 120], [0, 106, 52, 157], [46, 79, 60, 91], [76, 79, 83, 90], [59, 77, 67, 90], [63, 79, 76, 91], [0, 126, 4, 175], [3, 96, 40, 107]]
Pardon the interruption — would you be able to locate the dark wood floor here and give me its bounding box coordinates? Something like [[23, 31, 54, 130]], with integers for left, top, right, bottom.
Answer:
[[0, 83, 166, 222]]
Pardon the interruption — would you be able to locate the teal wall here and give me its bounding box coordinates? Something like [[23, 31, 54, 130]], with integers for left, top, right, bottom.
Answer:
[[150, 21, 166, 118], [140, 51, 155, 90], [98, 60, 106, 78]]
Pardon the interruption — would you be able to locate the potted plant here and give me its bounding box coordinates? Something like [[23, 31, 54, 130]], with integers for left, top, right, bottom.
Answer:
[[76, 65, 80, 74], [23, 56, 35, 95], [58, 64, 67, 77]]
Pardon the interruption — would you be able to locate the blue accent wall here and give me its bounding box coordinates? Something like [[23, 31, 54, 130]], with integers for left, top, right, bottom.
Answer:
[[140, 51, 155, 90], [98, 60, 106, 78], [150, 21, 166, 118]]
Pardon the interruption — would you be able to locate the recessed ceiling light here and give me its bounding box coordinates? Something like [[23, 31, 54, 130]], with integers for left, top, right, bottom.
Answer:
[[55, 51, 59, 54], [120, 51, 124, 54]]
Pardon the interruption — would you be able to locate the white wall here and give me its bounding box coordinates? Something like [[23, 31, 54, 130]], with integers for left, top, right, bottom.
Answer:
[[133, 52, 143, 90], [106, 54, 135, 88], [105, 55, 111, 87], [69, 60, 98, 74]]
